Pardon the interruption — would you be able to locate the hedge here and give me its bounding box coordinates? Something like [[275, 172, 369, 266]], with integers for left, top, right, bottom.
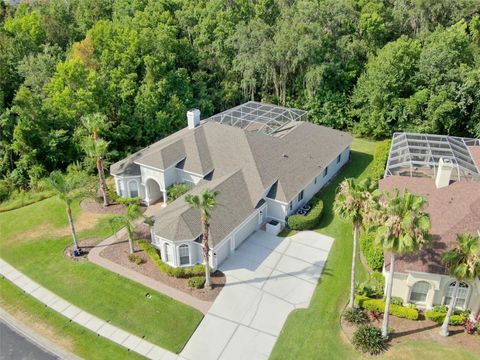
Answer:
[[287, 198, 324, 230], [139, 240, 209, 278], [359, 232, 384, 271], [425, 310, 466, 325], [188, 276, 206, 289], [370, 139, 391, 181], [356, 295, 419, 320]]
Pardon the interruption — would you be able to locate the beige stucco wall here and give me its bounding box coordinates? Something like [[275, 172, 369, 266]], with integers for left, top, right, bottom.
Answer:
[[386, 270, 480, 314]]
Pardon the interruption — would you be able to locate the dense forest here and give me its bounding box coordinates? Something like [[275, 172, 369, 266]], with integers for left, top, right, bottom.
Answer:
[[1, 0, 479, 192]]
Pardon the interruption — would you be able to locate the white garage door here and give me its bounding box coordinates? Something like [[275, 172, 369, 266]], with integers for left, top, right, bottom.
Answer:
[[215, 238, 231, 266], [234, 213, 258, 249]]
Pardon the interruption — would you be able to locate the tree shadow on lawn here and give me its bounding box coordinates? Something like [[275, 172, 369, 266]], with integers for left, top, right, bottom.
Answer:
[[316, 150, 374, 229]]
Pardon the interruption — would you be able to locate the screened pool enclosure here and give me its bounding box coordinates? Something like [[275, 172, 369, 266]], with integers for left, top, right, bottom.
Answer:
[[206, 101, 307, 137], [384, 132, 480, 182]]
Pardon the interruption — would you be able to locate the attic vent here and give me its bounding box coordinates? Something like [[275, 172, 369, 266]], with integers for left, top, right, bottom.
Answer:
[[282, 154, 288, 158]]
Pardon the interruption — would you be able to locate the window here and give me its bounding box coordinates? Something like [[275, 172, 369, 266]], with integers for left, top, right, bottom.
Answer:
[[164, 243, 170, 262], [409, 281, 430, 303], [337, 153, 342, 164], [298, 190, 304, 202], [179, 244, 190, 265], [323, 166, 328, 177], [118, 181, 125, 197], [289, 202, 292, 211], [128, 180, 139, 198], [444, 281, 469, 308], [314, 176, 317, 185]]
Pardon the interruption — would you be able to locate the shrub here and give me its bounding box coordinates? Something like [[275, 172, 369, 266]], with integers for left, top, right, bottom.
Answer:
[[356, 296, 419, 320], [128, 253, 145, 265], [139, 240, 210, 278], [352, 325, 388, 355], [343, 307, 368, 324], [167, 183, 192, 203], [287, 199, 324, 230], [188, 276, 206, 289], [425, 310, 466, 325], [359, 232, 384, 271], [356, 271, 385, 298], [390, 296, 404, 306], [0, 188, 55, 212], [432, 305, 448, 313], [370, 140, 392, 181]]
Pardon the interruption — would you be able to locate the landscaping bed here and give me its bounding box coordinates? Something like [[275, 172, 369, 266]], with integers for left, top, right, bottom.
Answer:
[[341, 310, 480, 356], [80, 198, 145, 215], [99, 228, 225, 302]]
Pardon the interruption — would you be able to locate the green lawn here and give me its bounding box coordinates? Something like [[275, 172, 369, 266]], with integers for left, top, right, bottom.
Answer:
[[0, 197, 203, 354], [271, 138, 476, 360], [0, 278, 145, 360]]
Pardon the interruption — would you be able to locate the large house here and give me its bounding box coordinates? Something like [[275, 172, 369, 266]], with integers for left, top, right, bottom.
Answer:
[[380, 132, 480, 313], [111, 102, 352, 269]]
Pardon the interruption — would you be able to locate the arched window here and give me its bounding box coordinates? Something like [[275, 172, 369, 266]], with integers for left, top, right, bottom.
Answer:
[[444, 282, 469, 308], [409, 281, 430, 303], [128, 180, 139, 198], [179, 244, 190, 265]]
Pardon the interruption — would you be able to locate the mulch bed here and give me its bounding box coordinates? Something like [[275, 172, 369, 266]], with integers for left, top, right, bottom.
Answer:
[[80, 198, 147, 215], [99, 228, 225, 302], [64, 238, 104, 262], [341, 311, 480, 356]]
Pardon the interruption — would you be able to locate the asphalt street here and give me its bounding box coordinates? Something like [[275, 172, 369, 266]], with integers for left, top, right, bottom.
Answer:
[[0, 320, 57, 360]]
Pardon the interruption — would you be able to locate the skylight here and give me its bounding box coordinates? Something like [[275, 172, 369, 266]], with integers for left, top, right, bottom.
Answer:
[[206, 101, 307, 136], [385, 132, 480, 182]]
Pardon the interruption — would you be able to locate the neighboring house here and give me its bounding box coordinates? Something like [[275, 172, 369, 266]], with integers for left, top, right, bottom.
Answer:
[[380, 132, 480, 313], [111, 102, 352, 269]]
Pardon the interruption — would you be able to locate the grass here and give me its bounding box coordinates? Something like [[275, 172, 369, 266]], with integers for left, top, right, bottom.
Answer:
[[270, 138, 476, 359], [0, 196, 203, 354], [0, 190, 55, 212], [377, 340, 479, 360], [0, 278, 145, 360]]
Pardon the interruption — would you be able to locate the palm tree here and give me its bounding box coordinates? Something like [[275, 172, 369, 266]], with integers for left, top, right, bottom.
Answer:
[[109, 204, 143, 254], [46, 171, 92, 253], [81, 113, 110, 207], [372, 190, 430, 338], [334, 177, 378, 308], [439, 233, 480, 337], [185, 189, 219, 290]]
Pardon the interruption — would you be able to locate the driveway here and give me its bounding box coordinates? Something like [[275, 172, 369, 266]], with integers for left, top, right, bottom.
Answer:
[[180, 230, 334, 360]]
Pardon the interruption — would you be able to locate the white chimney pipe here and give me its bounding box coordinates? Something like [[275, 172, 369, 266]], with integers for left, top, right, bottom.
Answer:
[[187, 109, 200, 129], [435, 158, 454, 188]]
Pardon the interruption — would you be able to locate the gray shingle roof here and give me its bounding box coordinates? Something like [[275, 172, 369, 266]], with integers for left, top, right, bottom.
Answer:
[[111, 104, 353, 243]]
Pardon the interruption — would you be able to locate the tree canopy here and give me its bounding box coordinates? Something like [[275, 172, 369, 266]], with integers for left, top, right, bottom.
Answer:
[[1, 0, 479, 189]]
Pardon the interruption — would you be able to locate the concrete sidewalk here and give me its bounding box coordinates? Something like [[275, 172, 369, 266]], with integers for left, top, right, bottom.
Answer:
[[87, 223, 212, 314], [0, 258, 177, 360]]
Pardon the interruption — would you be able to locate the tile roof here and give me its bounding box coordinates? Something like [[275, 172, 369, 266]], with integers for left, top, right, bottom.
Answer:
[[379, 175, 480, 274]]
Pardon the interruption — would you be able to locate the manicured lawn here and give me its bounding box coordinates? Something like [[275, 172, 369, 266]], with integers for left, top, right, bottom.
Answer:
[[271, 138, 476, 359], [378, 340, 479, 360], [0, 278, 145, 360], [0, 197, 203, 354]]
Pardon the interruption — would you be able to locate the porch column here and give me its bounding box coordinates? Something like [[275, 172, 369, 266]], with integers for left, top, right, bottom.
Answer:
[[162, 190, 167, 207]]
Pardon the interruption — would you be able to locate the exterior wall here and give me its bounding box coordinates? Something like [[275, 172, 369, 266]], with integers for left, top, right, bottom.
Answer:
[[140, 166, 165, 190], [177, 169, 203, 185], [113, 175, 145, 198], [386, 270, 480, 313], [234, 211, 260, 249], [163, 166, 178, 189], [266, 198, 288, 222]]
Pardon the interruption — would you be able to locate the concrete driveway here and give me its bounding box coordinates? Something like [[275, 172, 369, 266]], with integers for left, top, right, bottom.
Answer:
[[180, 230, 334, 360]]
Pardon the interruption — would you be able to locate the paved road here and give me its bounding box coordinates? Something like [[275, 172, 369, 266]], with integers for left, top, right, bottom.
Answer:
[[0, 320, 57, 360]]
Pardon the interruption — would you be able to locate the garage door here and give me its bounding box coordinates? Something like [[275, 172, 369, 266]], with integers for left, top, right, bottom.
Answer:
[[234, 213, 258, 249], [215, 238, 231, 266]]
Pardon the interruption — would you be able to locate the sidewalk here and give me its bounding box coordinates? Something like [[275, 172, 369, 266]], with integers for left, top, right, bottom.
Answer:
[[87, 219, 212, 314], [0, 258, 177, 360]]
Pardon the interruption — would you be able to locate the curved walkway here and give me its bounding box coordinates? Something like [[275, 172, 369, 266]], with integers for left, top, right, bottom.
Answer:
[[0, 258, 176, 360], [87, 223, 212, 314]]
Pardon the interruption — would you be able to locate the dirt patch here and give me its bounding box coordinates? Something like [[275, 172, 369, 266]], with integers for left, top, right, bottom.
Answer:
[[63, 237, 104, 261], [14, 210, 106, 244], [80, 198, 129, 215], [341, 311, 480, 356], [99, 231, 225, 302]]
